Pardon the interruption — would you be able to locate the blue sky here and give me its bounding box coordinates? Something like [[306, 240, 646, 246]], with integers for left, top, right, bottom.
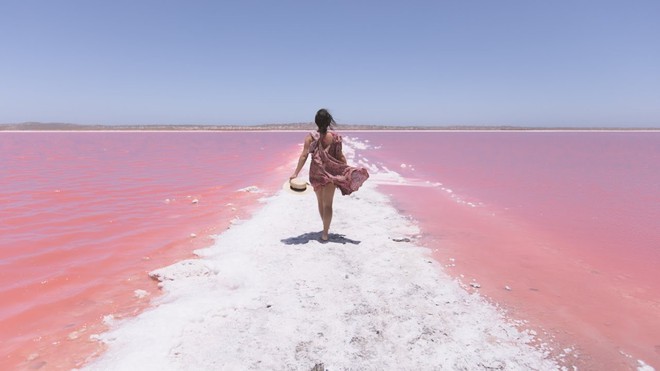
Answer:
[[1, 1, 658, 127]]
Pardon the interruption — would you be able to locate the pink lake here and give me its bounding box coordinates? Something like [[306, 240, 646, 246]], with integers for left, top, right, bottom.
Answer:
[[356, 131, 660, 369], [1, 130, 658, 370], [0, 131, 301, 369]]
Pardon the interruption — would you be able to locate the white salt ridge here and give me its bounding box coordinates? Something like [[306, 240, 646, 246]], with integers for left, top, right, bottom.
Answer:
[[342, 136, 369, 151], [238, 185, 261, 193], [638, 359, 655, 371], [102, 315, 115, 326], [84, 140, 560, 371], [133, 289, 149, 299], [349, 134, 482, 209], [620, 347, 656, 371]]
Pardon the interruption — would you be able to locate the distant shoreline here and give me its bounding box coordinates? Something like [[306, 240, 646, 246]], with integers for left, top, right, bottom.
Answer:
[[0, 122, 658, 132]]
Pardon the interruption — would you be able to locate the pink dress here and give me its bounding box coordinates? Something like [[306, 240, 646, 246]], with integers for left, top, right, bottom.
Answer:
[[308, 131, 369, 195]]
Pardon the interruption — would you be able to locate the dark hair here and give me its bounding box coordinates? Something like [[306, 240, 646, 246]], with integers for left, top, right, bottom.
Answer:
[[315, 108, 336, 134]]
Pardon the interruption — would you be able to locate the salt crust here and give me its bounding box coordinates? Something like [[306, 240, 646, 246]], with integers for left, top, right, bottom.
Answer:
[[84, 139, 561, 371]]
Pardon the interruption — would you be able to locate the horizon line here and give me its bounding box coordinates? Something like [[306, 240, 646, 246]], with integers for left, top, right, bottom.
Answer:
[[1, 122, 659, 132]]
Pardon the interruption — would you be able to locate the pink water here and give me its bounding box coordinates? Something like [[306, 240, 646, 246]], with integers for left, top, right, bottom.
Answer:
[[358, 131, 660, 369], [0, 131, 301, 369], [2, 131, 659, 370]]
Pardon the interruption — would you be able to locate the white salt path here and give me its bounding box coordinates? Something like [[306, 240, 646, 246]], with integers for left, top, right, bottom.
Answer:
[[84, 144, 561, 371]]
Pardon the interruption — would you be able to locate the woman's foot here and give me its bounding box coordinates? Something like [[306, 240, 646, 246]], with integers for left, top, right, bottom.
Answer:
[[320, 232, 329, 242]]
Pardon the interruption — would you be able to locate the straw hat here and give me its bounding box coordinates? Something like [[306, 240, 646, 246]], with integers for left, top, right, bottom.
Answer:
[[283, 177, 313, 195]]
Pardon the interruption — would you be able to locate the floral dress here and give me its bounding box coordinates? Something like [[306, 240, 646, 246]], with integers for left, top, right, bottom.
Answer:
[[308, 131, 369, 195]]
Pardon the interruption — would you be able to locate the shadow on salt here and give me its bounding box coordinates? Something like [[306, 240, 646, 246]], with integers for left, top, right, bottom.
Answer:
[[281, 232, 361, 245]]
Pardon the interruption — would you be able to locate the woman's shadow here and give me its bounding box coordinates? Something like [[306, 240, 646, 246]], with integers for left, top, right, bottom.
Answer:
[[281, 232, 361, 245]]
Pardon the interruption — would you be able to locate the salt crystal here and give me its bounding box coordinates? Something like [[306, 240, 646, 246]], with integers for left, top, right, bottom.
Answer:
[[238, 186, 260, 193], [637, 360, 654, 371], [134, 290, 149, 299], [102, 315, 115, 326]]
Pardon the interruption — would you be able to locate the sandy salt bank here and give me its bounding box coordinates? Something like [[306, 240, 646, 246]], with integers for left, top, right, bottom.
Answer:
[[84, 137, 572, 371]]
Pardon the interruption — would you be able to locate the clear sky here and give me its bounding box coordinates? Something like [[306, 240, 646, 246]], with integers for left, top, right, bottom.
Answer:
[[1, 1, 659, 127]]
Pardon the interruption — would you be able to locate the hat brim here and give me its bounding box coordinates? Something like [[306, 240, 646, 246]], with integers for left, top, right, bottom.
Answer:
[[282, 180, 314, 195]]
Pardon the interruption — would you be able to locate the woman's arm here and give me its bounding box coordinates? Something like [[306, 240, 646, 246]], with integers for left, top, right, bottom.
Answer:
[[290, 135, 313, 179], [337, 148, 347, 164]]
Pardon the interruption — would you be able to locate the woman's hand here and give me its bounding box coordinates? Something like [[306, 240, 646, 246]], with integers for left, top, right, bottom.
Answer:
[[290, 135, 312, 182]]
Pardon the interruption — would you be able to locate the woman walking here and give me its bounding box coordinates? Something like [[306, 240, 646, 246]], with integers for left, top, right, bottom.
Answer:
[[289, 109, 369, 241]]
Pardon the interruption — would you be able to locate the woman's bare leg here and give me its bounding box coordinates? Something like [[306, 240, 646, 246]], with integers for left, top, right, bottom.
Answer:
[[314, 183, 337, 241], [320, 183, 336, 240], [315, 188, 324, 220]]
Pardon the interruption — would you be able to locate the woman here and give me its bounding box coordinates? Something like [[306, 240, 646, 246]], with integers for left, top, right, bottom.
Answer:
[[290, 109, 369, 242]]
